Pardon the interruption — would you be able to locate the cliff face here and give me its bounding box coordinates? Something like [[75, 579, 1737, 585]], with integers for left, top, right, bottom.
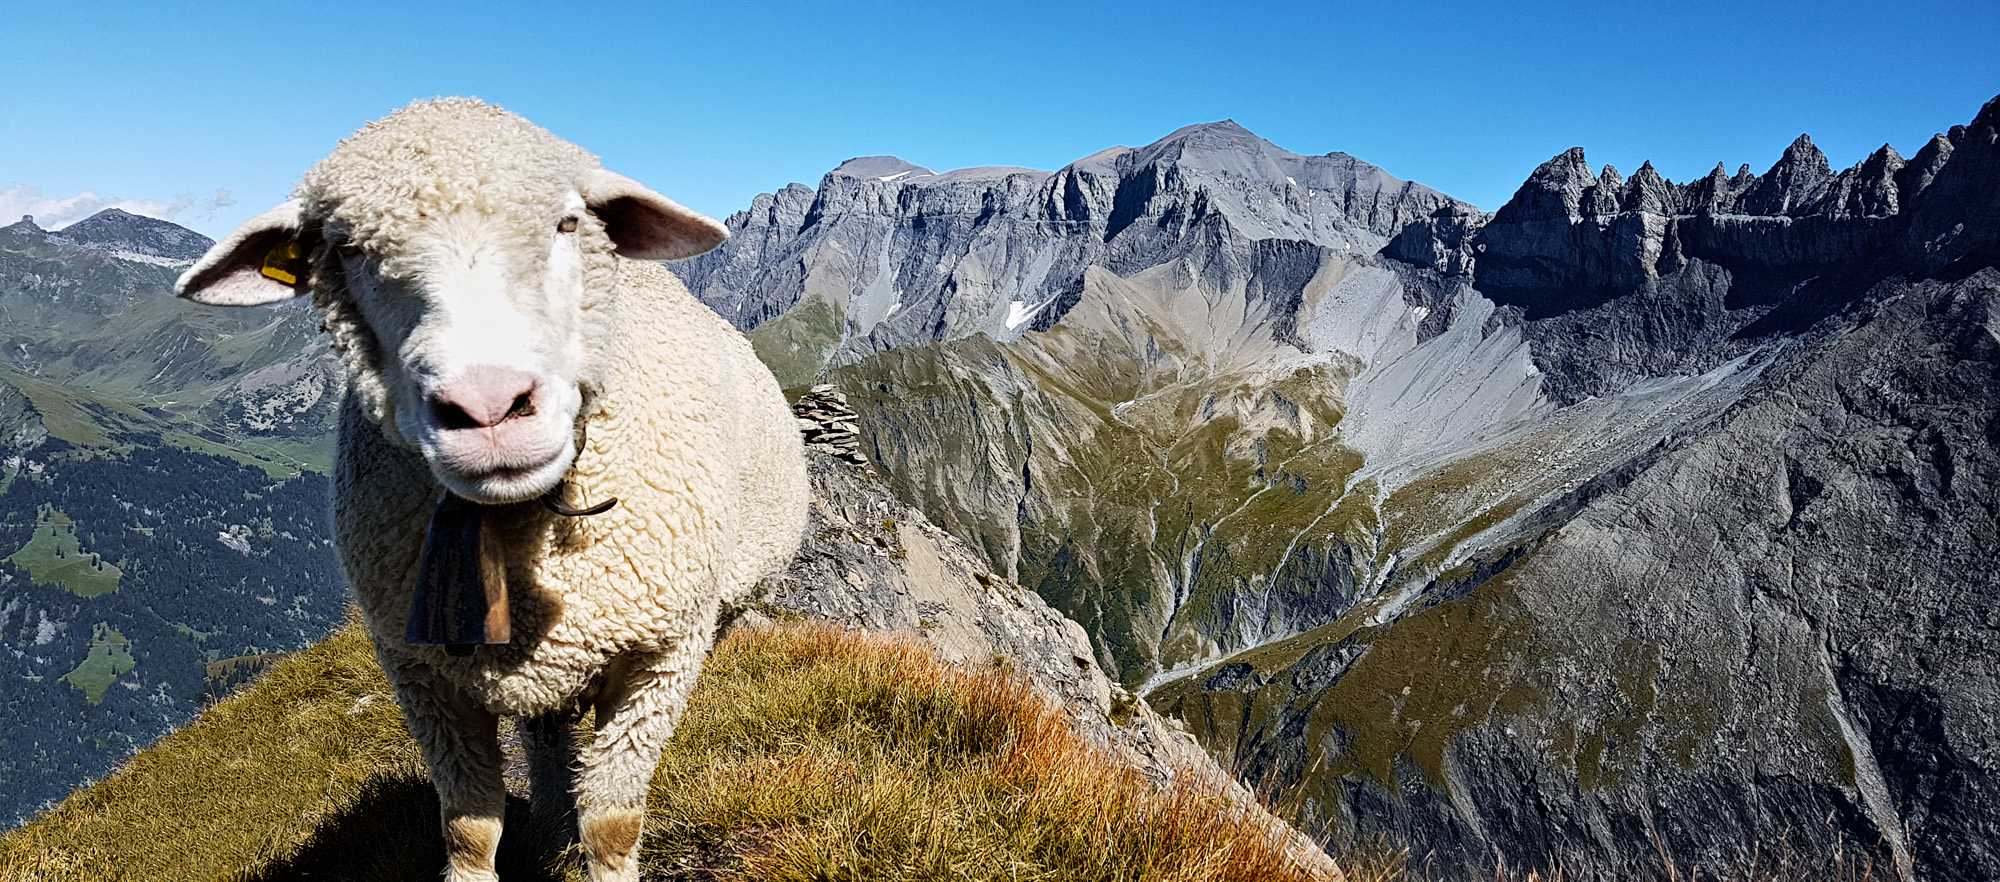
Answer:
[[674, 97, 2000, 881]]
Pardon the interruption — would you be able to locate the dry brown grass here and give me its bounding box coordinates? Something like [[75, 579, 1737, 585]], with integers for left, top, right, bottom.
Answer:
[[0, 617, 1340, 881], [644, 621, 1334, 881]]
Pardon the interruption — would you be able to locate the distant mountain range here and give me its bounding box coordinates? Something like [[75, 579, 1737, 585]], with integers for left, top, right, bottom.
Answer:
[[4, 208, 215, 267], [674, 96, 2000, 880]]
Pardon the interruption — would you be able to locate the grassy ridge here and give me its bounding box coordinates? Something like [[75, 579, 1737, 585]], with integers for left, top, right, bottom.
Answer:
[[0, 619, 1338, 881]]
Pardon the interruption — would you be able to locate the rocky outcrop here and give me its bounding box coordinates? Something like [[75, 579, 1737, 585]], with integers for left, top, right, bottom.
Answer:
[[789, 384, 868, 466]]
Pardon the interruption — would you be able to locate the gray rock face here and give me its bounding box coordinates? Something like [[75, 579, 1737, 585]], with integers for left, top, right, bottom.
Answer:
[[1163, 271, 2000, 880], [689, 95, 2000, 881], [1154, 95, 2000, 880]]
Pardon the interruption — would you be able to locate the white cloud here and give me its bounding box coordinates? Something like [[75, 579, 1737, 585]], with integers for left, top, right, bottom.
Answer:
[[0, 184, 237, 231]]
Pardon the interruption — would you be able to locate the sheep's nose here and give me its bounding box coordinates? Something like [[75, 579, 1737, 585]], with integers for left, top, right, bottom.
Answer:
[[428, 366, 540, 430]]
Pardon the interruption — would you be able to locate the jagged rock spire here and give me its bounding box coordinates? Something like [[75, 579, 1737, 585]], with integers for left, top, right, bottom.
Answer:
[[1739, 134, 1833, 215], [1493, 147, 1599, 222]]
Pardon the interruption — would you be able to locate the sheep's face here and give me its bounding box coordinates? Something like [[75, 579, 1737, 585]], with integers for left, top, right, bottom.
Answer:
[[174, 100, 726, 505], [326, 195, 599, 503]]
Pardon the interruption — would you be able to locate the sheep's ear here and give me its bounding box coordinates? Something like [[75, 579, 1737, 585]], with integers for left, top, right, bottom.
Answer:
[[177, 200, 313, 306], [580, 169, 727, 260]]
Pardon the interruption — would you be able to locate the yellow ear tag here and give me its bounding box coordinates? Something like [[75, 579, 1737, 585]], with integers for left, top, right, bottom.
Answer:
[[259, 241, 306, 285]]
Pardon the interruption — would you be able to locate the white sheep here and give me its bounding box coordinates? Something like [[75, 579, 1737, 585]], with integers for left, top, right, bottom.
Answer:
[[176, 98, 809, 882]]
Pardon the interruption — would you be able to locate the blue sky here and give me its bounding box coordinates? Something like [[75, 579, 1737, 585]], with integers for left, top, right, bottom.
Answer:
[[3, 0, 1996, 238]]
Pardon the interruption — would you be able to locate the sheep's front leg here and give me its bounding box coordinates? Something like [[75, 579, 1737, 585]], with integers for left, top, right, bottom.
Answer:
[[520, 709, 579, 854], [575, 639, 707, 882], [391, 669, 507, 882]]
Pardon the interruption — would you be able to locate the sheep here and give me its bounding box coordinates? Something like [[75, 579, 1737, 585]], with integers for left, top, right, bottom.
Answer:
[[175, 98, 809, 882]]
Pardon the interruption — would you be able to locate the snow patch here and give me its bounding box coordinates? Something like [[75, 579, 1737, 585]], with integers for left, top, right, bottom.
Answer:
[[1005, 299, 1047, 330], [105, 250, 195, 268]]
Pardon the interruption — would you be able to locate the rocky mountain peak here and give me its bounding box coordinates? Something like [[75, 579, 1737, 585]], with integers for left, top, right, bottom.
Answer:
[[1974, 92, 2000, 131], [49, 209, 214, 262], [3, 215, 44, 234], [682, 117, 1462, 369], [829, 155, 935, 181], [1622, 160, 1677, 213], [1738, 134, 1832, 215], [1064, 145, 1131, 176], [1148, 119, 1265, 150], [1121, 119, 1278, 174], [1491, 147, 1598, 222]]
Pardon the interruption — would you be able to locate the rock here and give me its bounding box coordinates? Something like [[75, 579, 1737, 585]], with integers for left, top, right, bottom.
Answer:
[[790, 386, 868, 465]]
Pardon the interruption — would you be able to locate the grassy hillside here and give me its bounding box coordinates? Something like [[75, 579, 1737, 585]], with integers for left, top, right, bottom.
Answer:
[[0, 617, 1339, 881]]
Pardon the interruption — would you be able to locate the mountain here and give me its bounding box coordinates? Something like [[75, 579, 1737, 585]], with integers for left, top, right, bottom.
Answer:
[[672, 98, 2000, 880], [679, 119, 1463, 386], [0, 217, 347, 826], [45, 208, 217, 267]]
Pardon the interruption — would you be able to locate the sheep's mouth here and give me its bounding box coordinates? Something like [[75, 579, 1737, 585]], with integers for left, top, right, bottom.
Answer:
[[428, 446, 576, 505]]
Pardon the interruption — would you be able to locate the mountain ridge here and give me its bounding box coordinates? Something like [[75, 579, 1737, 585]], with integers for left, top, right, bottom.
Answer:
[[678, 116, 1465, 382]]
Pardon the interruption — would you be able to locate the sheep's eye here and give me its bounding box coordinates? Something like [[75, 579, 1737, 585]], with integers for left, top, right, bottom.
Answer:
[[557, 216, 579, 233]]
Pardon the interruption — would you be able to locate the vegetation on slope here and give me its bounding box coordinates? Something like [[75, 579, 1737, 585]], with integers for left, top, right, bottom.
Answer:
[[6, 507, 122, 598], [0, 618, 1336, 881], [0, 440, 345, 825]]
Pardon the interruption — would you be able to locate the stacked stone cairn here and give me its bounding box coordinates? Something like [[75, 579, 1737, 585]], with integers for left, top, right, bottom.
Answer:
[[792, 384, 869, 466]]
